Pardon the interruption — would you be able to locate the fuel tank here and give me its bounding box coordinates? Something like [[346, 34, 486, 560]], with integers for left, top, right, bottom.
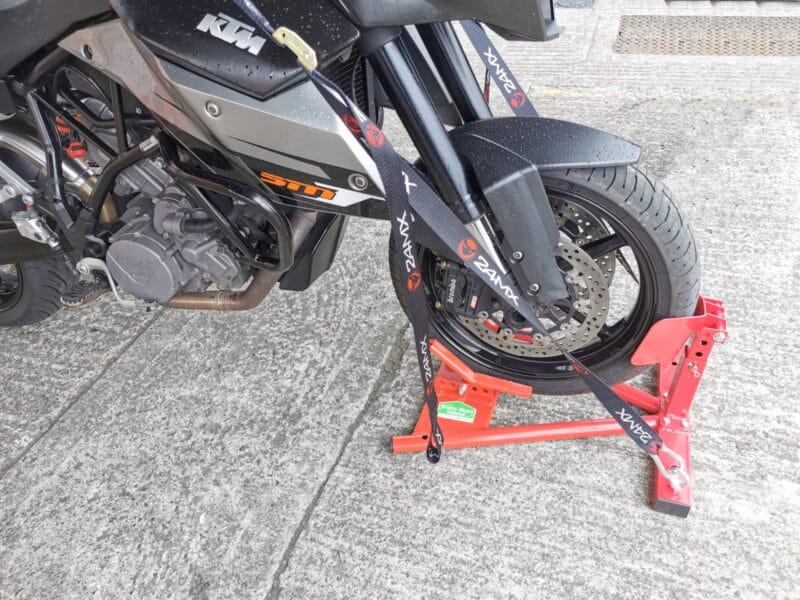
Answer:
[[109, 0, 360, 100]]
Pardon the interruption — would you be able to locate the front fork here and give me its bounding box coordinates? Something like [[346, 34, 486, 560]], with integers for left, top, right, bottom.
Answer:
[[367, 24, 564, 299]]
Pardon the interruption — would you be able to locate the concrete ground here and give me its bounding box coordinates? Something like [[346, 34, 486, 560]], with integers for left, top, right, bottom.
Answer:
[[2, 0, 799, 598]]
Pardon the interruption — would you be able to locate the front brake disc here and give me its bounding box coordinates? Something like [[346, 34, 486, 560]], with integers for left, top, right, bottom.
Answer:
[[551, 197, 616, 285], [459, 234, 610, 358]]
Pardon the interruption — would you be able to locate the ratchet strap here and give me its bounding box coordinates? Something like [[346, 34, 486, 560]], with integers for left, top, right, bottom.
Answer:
[[233, 1, 684, 479], [460, 20, 538, 117]]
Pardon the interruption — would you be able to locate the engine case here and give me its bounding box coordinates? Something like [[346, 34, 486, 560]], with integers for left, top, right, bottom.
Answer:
[[106, 191, 246, 302]]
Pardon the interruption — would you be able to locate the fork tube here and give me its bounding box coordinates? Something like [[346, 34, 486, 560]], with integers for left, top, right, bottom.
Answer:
[[368, 36, 484, 224], [416, 23, 492, 124]]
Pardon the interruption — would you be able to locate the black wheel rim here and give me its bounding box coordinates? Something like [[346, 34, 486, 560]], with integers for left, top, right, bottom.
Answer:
[[423, 188, 660, 383], [0, 263, 21, 312]]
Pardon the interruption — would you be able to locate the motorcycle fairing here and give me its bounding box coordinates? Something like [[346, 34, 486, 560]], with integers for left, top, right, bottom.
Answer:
[[108, 0, 360, 101]]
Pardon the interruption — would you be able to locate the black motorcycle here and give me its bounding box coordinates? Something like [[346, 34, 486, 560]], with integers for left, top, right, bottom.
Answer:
[[0, 0, 699, 400]]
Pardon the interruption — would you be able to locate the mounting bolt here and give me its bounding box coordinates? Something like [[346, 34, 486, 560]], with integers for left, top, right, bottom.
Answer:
[[713, 331, 727, 344], [348, 173, 369, 191], [434, 301, 443, 310], [681, 418, 690, 428], [21, 194, 34, 206], [527, 283, 540, 294], [152, 157, 166, 169], [511, 251, 524, 262], [2, 185, 16, 199], [205, 101, 222, 118], [564, 274, 575, 284]]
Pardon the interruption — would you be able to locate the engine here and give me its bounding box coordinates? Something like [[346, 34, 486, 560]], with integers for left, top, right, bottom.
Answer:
[[77, 96, 250, 303], [105, 189, 247, 303]]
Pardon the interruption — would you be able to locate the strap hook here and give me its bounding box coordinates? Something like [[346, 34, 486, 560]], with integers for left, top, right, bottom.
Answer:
[[650, 445, 691, 492]]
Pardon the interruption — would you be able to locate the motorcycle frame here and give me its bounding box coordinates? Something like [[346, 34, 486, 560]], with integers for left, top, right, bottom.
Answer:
[[2, 21, 496, 282]]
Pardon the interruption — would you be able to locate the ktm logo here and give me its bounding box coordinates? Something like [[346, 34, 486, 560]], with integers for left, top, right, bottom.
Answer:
[[260, 171, 336, 201], [196, 13, 267, 56], [406, 271, 422, 292], [457, 237, 479, 261], [510, 91, 527, 109]]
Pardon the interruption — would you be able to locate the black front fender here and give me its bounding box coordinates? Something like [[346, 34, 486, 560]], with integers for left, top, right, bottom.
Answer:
[[449, 117, 641, 172], [445, 117, 641, 303]]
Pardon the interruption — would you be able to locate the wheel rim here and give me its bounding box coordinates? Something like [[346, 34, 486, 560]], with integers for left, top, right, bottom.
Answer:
[[423, 188, 660, 383], [0, 263, 21, 312]]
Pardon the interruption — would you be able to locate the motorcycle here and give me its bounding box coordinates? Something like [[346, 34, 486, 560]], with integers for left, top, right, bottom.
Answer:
[[0, 0, 700, 406]]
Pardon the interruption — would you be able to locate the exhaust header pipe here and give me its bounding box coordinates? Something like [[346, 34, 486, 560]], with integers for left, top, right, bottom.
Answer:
[[166, 209, 317, 311]]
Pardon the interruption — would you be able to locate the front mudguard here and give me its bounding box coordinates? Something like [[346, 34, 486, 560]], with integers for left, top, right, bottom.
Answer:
[[449, 117, 641, 173], [439, 117, 642, 303]]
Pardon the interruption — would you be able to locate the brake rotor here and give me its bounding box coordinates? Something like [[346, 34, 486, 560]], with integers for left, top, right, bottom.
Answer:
[[458, 234, 610, 358], [551, 197, 616, 284]]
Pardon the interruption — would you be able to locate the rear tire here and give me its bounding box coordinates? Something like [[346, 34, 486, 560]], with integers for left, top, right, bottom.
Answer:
[[390, 163, 701, 395], [0, 257, 69, 327]]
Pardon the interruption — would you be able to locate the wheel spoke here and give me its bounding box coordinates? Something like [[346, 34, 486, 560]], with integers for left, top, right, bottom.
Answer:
[[615, 249, 640, 284], [582, 233, 626, 259]]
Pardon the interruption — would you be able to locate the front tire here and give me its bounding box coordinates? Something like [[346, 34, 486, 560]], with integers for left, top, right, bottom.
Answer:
[[390, 164, 700, 395]]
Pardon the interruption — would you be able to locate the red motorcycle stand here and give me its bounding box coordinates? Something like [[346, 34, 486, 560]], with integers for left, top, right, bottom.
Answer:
[[392, 296, 727, 518]]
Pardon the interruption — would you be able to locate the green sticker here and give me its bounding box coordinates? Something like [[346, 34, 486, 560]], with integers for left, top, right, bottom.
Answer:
[[438, 401, 477, 423]]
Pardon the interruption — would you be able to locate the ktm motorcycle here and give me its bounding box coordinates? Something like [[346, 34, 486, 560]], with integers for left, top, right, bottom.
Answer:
[[0, 0, 700, 397]]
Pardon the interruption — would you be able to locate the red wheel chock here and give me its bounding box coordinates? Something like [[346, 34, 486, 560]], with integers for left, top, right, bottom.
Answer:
[[392, 296, 727, 518]]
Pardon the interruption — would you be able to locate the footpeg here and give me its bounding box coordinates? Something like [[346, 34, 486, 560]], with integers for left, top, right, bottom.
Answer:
[[75, 258, 135, 308], [62, 275, 109, 308], [11, 210, 61, 249]]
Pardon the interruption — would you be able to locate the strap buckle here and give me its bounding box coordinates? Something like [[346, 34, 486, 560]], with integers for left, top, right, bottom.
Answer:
[[650, 445, 691, 492], [272, 27, 318, 72]]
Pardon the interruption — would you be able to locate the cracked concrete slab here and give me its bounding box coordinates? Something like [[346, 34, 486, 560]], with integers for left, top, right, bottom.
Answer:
[[0, 300, 162, 475], [0, 215, 408, 598], [2, 0, 800, 597]]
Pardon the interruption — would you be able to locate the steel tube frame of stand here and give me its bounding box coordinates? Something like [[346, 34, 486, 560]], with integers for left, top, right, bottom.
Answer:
[[392, 296, 728, 518]]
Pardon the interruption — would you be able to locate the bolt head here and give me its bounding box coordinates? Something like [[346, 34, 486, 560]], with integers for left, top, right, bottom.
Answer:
[[713, 331, 727, 344], [528, 283, 540, 294], [205, 101, 221, 118], [348, 173, 369, 191], [511, 251, 524, 261]]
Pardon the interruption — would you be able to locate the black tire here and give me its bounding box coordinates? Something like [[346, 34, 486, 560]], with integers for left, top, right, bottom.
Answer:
[[0, 256, 69, 327], [390, 164, 700, 395]]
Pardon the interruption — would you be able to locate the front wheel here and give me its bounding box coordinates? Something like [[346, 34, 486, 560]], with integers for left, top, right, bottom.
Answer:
[[390, 164, 700, 395]]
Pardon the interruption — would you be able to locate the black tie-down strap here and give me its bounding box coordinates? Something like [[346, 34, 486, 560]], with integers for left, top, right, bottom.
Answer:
[[460, 20, 538, 118], [232, 1, 686, 478]]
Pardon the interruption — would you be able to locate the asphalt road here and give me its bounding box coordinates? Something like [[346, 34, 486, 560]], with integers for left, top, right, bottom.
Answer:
[[2, 1, 799, 598]]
